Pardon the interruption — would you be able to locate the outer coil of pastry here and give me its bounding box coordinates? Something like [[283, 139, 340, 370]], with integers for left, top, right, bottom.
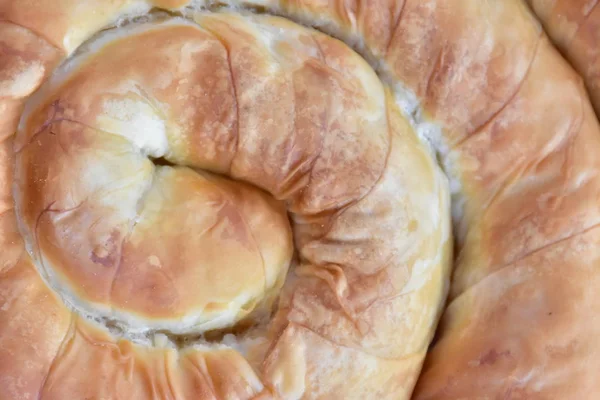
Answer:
[[1, 1, 600, 399], [527, 0, 600, 116]]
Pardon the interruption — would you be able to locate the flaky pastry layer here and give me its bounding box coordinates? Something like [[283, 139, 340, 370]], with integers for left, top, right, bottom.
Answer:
[[3, 2, 451, 399], [2, 0, 600, 399]]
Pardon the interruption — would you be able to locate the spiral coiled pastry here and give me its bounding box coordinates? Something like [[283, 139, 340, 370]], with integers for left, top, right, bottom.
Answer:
[[1, 0, 600, 399]]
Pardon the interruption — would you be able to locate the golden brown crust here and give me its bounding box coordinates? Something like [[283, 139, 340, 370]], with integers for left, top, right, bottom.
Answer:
[[449, 37, 600, 297], [0, 21, 61, 97], [527, 0, 600, 115], [16, 111, 293, 331], [5, 4, 450, 399], [3, 0, 600, 399], [0, 255, 72, 400], [37, 317, 266, 399], [413, 36, 600, 398], [0, 14, 69, 399], [0, 0, 143, 52], [415, 225, 600, 398], [238, 0, 600, 397]]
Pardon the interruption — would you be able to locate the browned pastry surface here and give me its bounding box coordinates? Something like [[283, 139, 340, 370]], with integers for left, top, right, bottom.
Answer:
[[1, 0, 600, 399], [527, 0, 600, 116]]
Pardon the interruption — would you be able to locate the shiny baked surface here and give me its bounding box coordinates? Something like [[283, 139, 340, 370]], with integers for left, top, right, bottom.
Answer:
[[1, 0, 600, 399]]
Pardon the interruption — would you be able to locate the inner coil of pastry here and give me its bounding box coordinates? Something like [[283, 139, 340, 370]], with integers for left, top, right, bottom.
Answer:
[[12, 8, 451, 357]]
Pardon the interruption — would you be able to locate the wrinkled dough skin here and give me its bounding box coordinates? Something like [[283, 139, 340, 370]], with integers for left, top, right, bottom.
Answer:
[[2, 0, 600, 399], [3, 2, 450, 400], [526, 0, 600, 116]]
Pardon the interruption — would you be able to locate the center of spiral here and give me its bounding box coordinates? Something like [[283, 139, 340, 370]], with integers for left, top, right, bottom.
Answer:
[[13, 16, 294, 339]]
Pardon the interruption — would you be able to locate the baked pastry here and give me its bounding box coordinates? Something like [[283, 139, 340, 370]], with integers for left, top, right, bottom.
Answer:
[[1, 0, 599, 399], [1, 1, 451, 399], [526, 0, 600, 116]]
